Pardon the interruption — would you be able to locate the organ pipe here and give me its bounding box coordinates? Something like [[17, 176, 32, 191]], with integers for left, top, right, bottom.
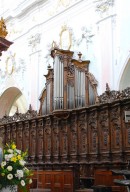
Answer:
[[54, 56, 64, 110]]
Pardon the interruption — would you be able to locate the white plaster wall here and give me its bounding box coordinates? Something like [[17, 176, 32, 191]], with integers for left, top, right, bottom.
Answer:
[[0, 0, 130, 112]]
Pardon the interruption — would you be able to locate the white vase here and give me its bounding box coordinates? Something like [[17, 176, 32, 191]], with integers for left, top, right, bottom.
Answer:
[[1, 186, 17, 192]]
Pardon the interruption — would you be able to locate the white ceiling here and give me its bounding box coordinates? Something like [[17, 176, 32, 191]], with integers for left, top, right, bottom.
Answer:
[[0, 0, 23, 15]]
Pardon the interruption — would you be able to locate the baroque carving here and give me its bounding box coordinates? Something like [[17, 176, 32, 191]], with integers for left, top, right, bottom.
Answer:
[[100, 86, 130, 103], [0, 104, 37, 124], [94, 0, 115, 15], [98, 83, 122, 103], [28, 33, 41, 51]]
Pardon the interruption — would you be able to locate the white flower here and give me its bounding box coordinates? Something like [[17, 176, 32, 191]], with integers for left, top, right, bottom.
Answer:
[[1, 161, 6, 167], [8, 149, 13, 154], [29, 179, 32, 184], [5, 154, 13, 161], [7, 174, 13, 180], [15, 170, 23, 179], [16, 149, 21, 154], [21, 180, 25, 186], [19, 160, 26, 166], [7, 166, 13, 171]]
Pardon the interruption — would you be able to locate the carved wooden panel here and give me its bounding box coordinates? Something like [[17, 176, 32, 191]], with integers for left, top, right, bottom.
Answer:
[[37, 118, 44, 163], [17, 122, 23, 150], [60, 119, 68, 163], [52, 118, 59, 163], [0, 126, 5, 144], [88, 109, 98, 153], [110, 105, 122, 150], [11, 123, 17, 143], [44, 118, 52, 162], [69, 113, 78, 163], [78, 111, 87, 163], [121, 101, 130, 161], [98, 107, 110, 153], [6, 124, 11, 143], [23, 121, 30, 157], [31, 170, 73, 192]]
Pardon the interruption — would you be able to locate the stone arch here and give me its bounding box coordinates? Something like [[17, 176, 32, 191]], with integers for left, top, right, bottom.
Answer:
[[0, 87, 27, 118], [119, 56, 130, 90]]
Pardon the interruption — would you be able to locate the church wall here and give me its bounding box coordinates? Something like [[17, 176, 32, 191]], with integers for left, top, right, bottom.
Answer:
[[0, 0, 129, 113]]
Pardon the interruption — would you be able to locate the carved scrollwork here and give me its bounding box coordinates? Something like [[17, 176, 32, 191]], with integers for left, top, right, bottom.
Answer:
[[98, 85, 130, 104], [68, 62, 74, 76], [121, 87, 130, 99], [0, 104, 37, 124]]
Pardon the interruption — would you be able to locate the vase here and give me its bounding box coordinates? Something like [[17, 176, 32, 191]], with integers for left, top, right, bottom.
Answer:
[[1, 185, 18, 192]]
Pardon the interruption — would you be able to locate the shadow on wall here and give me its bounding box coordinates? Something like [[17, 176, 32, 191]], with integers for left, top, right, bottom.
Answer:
[[119, 58, 130, 90]]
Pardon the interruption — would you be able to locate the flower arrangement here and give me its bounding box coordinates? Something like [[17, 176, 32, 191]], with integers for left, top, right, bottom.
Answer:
[[0, 142, 33, 192]]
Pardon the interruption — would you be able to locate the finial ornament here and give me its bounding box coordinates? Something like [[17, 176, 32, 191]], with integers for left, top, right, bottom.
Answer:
[[0, 17, 8, 38], [78, 52, 82, 62]]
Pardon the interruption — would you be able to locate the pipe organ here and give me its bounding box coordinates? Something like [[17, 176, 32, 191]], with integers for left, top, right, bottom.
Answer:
[[39, 48, 98, 115], [1, 47, 130, 191]]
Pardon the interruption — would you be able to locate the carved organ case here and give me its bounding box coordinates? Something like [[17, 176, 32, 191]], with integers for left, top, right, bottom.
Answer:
[[39, 48, 98, 115]]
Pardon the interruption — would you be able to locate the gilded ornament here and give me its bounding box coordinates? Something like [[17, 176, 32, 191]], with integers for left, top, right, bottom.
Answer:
[[0, 17, 8, 38], [60, 25, 72, 50]]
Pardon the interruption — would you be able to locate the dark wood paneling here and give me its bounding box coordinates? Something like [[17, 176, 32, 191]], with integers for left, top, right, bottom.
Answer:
[[30, 171, 73, 192]]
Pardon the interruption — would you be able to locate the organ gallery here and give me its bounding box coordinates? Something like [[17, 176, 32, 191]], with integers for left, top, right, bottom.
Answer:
[[0, 47, 130, 192]]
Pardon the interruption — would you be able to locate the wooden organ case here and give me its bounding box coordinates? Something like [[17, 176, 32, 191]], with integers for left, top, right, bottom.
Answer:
[[39, 48, 98, 115]]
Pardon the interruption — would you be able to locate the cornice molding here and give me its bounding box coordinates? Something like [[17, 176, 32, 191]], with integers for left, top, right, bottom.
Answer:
[[4, 0, 48, 20]]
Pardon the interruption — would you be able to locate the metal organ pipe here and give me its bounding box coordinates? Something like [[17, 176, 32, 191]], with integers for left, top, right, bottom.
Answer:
[[54, 56, 64, 110], [75, 68, 85, 108]]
